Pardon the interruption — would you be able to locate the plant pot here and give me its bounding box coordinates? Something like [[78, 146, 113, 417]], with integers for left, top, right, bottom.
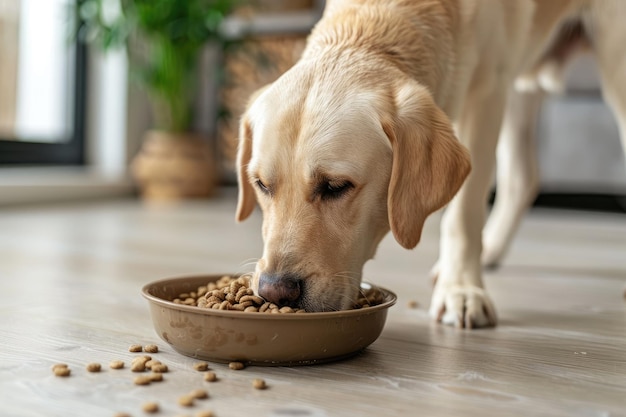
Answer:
[[131, 130, 217, 201]]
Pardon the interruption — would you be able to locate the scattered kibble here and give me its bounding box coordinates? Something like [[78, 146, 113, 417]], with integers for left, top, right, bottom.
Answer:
[[228, 361, 245, 370], [149, 373, 163, 382], [196, 411, 214, 417], [151, 364, 168, 373], [190, 389, 208, 399], [407, 300, 419, 309], [142, 402, 159, 413], [130, 362, 146, 373], [53, 366, 71, 377], [109, 360, 124, 370], [203, 372, 217, 382], [134, 375, 152, 386], [113, 413, 131, 417], [193, 362, 209, 371], [252, 378, 267, 390], [145, 360, 161, 370], [86, 363, 101, 373], [131, 356, 151, 372], [144, 344, 159, 353], [128, 344, 143, 353], [177, 395, 195, 407]]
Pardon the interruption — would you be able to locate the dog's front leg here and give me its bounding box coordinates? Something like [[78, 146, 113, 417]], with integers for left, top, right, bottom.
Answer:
[[429, 81, 510, 328]]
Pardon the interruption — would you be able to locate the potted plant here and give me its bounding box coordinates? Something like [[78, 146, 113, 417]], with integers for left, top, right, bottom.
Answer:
[[77, 0, 237, 200]]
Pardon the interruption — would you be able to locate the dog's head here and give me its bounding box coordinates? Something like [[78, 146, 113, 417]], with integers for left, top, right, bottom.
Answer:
[[235, 63, 470, 312]]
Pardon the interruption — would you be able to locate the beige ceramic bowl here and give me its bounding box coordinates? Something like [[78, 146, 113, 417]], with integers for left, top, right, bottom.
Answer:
[[142, 274, 396, 366]]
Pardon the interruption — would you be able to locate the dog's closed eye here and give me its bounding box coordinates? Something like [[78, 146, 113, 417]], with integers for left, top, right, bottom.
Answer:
[[316, 179, 354, 201], [254, 179, 271, 196]]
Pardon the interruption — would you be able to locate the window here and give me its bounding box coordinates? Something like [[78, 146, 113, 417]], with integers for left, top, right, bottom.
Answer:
[[0, 0, 86, 165]]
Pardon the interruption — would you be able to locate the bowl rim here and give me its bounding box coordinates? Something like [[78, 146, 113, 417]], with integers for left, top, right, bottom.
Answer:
[[141, 274, 397, 321]]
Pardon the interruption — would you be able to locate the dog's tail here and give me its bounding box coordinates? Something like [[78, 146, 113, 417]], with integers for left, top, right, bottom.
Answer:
[[515, 20, 591, 94]]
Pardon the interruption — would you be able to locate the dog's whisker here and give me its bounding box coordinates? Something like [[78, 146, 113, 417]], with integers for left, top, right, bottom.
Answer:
[[238, 258, 260, 269], [235, 259, 260, 277]]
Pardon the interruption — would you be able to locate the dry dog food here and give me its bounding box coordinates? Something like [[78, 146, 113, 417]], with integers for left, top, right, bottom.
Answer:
[[134, 375, 152, 386], [252, 378, 267, 390], [144, 344, 159, 353], [172, 275, 384, 313], [130, 356, 155, 372], [86, 363, 101, 373], [193, 361, 209, 371], [145, 359, 160, 370], [128, 344, 143, 352], [196, 411, 214, 417], [109, 360, 124, 370], [190, 388, 209, 399], [149, 372, 163, 382], [228, 361, 245, 370], [142, 402, 159, 413], [52, 364, 70, 377], [130, 362, 145, 372], [53, 367, 71, 377], [151, 364, 168, 373], [177, 394, 194, 407], [203, 371, 217, 382], [131, 361, 146, 373]]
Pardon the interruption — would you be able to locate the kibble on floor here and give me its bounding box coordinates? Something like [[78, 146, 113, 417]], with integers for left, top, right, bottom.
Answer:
[[86, 363, 101, 372], [177, 395, 194, 407], [228, 361, 245, 370], [203, 372, 217, 382], [193, 361, 209, 371], [134, 375, 152, 386], [144, 344, 159, 353], [142, 402, 159, 413], [151, 364, 168, 373], [252, 378, 267, 390], [53, 367, 71, 377], [190, 388, 208, 399]]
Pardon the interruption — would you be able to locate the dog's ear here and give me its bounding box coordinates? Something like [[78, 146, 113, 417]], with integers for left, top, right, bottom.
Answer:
[[236, 85, 273, 222], [383, 82, 471, 249], [236, 114, 256, 222]]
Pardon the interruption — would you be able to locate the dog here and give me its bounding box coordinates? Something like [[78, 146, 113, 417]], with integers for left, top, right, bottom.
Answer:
[[234, 0, 626, 328]]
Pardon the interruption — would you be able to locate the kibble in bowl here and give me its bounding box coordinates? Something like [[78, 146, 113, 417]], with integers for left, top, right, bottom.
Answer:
[[142, 274, 396, 366]]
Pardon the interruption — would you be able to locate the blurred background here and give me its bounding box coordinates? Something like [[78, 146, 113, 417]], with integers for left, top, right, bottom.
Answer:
[[0, 0, 624, 212]]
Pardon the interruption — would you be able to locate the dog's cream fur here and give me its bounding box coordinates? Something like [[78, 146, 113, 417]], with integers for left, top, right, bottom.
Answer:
[[236, 0, 626, 326]]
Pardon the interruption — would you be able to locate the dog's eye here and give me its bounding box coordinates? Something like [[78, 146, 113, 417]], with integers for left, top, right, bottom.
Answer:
[[320, 180, 353, 200], [255, 179, 270, 195]]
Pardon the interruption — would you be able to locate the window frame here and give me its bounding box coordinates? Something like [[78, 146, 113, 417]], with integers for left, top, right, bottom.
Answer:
[[0, 17, 87, 166]]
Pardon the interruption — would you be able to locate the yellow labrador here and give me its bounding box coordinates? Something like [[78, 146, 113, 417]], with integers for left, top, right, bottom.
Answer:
[[235, 0, 626, 327]]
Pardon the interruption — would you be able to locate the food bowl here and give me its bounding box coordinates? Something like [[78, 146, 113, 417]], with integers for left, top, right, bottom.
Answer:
[[142, 274, 396, 366]]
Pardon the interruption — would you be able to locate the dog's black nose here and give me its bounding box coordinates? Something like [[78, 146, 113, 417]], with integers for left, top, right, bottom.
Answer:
[[258, 273, 302, 307]]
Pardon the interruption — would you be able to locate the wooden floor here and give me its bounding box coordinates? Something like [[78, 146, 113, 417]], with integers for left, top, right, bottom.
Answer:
[[1, 188, 625, 417]]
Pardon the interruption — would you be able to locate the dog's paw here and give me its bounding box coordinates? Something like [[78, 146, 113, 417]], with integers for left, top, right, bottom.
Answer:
[[429, 285, 497, 328]]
